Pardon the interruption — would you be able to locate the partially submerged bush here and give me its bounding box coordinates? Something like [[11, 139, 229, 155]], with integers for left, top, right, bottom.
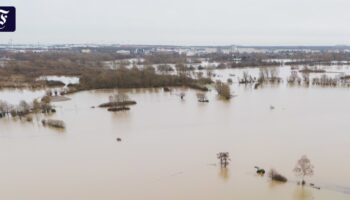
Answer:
[[25, 116, 33, 122], [108, 107, 130, 112], [42, 119, 65, 129], [268, 169, 288, 182], [215, 81, 231, 100]]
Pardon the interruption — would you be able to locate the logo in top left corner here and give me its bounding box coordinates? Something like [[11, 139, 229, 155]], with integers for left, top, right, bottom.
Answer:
[[0, 7, 15, 32]]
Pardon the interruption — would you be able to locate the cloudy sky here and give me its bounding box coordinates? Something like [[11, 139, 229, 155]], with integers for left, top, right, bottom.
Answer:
[[0, 0, 349, 45]]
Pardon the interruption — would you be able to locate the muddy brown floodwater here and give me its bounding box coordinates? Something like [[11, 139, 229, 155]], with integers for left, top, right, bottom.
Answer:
[[1, 66, 350, 200]]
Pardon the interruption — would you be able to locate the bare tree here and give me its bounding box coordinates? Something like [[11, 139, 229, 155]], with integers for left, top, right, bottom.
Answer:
[[240, 71, 254, 84], [41, 96, 53, 113], [217, 152, 230, 168], [293, 155, 314, 185], [32, 99, 41, 113]]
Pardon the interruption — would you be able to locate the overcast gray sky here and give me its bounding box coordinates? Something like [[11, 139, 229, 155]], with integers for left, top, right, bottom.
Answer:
[[0, 0, 349, 45]]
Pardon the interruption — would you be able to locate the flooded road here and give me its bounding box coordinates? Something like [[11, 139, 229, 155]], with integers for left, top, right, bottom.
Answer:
[[1, 67, 350, 200]]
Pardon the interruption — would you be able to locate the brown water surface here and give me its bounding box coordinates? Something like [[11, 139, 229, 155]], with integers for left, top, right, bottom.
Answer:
[[1, 68, 350, 200]]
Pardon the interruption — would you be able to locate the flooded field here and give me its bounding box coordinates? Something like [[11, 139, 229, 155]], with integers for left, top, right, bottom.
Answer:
[[1, 66, 350, 200]]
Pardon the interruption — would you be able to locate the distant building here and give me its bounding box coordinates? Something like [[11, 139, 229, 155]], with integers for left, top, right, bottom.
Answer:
[[236, 47, 267, 53]]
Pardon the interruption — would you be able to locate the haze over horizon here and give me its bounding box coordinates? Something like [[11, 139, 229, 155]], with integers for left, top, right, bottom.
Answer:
[[1, 0, 350, 46]]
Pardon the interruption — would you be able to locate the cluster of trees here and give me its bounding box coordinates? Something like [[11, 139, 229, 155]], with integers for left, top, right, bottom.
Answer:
[[0, 53, 105, 78], [287, 71, 303, 86], [215, 81, 231, 99], [144, 53, 187, 64], [157, 64, 174, 74], [0, 96, 54, 119], [238, 68, 282, 86], [79, 67, 212, 91], [312, 74, 338, 87], [257, 68, 281, 84], [287, 72, 350, 88], [0, 100, 31, 118], [259, 155, 315, 186], [239, 71, 255, 84], [42, 119, 65, 129], [98, 93, 136, 112], [283, 52, 350, 66]]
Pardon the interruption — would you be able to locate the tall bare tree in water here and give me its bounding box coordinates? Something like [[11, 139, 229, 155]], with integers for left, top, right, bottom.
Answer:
[[293, 155, 314, 185]]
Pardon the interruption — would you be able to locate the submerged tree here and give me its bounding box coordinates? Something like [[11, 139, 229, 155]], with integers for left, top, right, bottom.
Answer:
[[41, 96, 53, 113], [240, 71, 254, 84], [217, 152, 230, 168], [32, 99, 41, 113], [293, 155, 314, 185], [215, 81, 231, 100]]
